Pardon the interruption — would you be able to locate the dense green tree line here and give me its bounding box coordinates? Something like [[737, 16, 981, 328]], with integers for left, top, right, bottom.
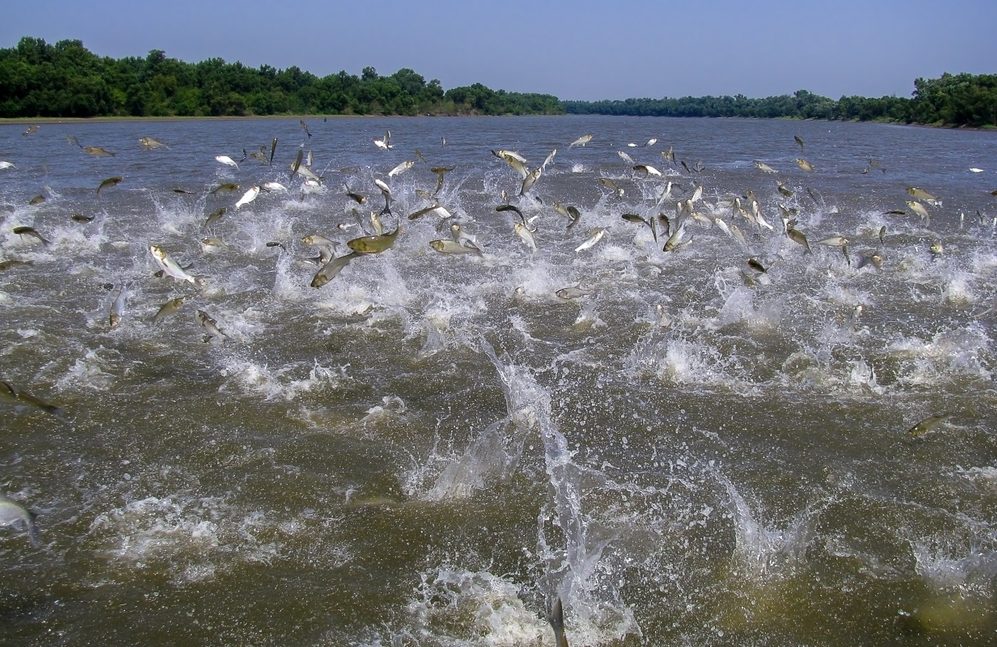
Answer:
[[0, 37, 992, 127], [564, 75, 997, 128], [0, 37, 562, 117]]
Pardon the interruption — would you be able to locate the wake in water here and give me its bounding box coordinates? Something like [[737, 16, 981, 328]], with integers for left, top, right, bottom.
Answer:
[[406, 340, 639, 645]]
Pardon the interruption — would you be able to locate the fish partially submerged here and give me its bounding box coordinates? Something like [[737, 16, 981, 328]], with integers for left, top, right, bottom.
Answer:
[[373, 130, 392, 150], [1, 379, 66, 422], [345, 187, 367, 204], [747, 258, 767, 273], [796, 158, 814, 172], [83, 146, 115, 157], [139, 136, 168, 150], [547, 596, 569, 647], [0, 259, 33, 271], [0, 494, 41, 547], [907, 413, 950, 437], [109, 283, 128, 330], [556, 286, 594, 299]]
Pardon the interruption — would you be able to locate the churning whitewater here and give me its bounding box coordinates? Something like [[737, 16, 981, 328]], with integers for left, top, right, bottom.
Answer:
[[1, 115, 995, 645]]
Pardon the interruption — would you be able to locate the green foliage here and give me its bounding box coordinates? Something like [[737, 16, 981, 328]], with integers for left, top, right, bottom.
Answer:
[[0, 37, 992, 126], [564, 76, 996, 127], [0, 36, 565, 118], [910, 73, 997, 127]]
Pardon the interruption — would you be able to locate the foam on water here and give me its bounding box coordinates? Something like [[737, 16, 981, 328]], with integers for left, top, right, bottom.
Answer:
[[954, 466, 997, 486], [87, 493, 292, 584], [404, 568, 552, 646], [54, 347, 117, 391], [911, 539, 997, 592], [3, 117, 996, 644], [716, 472, 815, 581], [413, 341, 641, 643], [217, 357, 348, 401], [888, 323, 993, 386]]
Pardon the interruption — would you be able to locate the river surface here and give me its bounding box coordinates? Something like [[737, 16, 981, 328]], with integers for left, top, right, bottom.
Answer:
[[1, 115, 995, 645]]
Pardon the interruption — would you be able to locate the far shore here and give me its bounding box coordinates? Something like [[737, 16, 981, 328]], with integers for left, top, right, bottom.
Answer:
[[0, 114, 382, 125], [0, 114, 991, 131]]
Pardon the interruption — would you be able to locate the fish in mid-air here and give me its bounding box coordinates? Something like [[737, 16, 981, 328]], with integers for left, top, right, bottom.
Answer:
[[388, 160, 415, 178], [574, 228, 606, 252], [568, 134, 593, 148], [13, 226, 50, 246], [429, 239, 483, 256], [215, 155, 239, 169], [97, 176, 123, 195], [149, 244, 198, 284], [311, 252, 361, 288], [151, 297, 185, 324], [347, 226, 401, 254], [234, 185, 261, 210], [197, 310, 229, 342]]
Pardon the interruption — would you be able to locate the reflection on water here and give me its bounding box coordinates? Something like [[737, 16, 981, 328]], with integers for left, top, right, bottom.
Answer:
[[0, 115, 995, 645]]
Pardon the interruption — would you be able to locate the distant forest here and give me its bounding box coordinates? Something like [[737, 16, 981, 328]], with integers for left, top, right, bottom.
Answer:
[[0, 37, 994, 128]]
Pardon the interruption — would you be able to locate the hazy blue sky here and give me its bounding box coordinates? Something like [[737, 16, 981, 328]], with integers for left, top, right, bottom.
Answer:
[[4, 0, 996, 101]]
